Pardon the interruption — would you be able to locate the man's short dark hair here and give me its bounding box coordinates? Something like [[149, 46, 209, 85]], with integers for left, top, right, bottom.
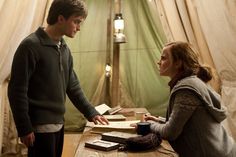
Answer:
[[47, 0, 88, 25]]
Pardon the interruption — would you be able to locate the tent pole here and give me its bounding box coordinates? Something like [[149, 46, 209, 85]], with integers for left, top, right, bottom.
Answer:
[[111, 0, 121, 107]]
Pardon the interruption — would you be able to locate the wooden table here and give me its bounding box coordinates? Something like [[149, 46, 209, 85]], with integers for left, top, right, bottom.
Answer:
[[74, 108, 178, 157]]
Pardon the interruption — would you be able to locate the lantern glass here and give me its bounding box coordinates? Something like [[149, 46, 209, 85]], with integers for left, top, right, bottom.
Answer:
[[114, 13, 126, 43]]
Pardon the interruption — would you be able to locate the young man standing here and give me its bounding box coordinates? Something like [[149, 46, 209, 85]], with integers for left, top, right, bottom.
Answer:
[[8, 0, 108, 157]]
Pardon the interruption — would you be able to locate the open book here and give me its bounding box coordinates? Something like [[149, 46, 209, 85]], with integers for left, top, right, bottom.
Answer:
[[86, 120, 139, 129], [95, 104, 122, 115]]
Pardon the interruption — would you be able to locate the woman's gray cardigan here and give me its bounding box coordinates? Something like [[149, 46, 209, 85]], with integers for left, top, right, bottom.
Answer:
[[150, 76, 236, 157]]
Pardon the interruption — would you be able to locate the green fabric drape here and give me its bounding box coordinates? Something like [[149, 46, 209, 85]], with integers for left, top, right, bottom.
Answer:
[[64, 0, 169, 131]]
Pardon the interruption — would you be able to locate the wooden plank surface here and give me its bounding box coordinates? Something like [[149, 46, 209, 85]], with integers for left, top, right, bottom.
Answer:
[[62, 133, 81, 157]]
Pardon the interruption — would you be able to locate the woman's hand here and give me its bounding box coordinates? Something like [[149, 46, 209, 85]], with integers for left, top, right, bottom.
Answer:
[[144, 115, 166, 123], [92, 115, 109, 125], [130, 123, 138, 129], [144, 115, 160, 122]]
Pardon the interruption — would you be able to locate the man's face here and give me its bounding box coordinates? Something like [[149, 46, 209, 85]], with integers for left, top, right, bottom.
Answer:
[[60, 15, 84, 38]]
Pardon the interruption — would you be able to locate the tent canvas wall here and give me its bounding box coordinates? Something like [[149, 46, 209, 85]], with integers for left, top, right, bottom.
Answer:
[[0, 0, 236, 155]]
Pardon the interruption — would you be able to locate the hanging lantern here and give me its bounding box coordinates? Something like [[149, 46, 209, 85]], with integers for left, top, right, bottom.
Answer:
[[114, 13, 126, 43]]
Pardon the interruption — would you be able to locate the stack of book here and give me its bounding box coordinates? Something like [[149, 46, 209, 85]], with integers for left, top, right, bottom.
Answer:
[[85, 139, 120, 151], [85, 104, 140, 151], [101, 131, 141, 144], [85, 131, 141, 151]]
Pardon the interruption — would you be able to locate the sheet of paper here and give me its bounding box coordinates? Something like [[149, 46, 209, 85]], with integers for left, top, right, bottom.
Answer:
[[87, 120, 140, 129], [95, 104, 111, 115]]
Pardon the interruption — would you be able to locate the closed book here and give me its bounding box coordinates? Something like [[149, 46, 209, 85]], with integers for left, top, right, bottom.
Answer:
[[85, 139, 120, 151], [95, 104, 122, 115], [103, 114, 126, 121], [107, 105, 122, 115], [101, 131, 141, 144]]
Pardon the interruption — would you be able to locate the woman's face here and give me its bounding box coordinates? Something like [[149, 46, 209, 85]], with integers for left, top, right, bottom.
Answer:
[[157, 45, 179, 79]]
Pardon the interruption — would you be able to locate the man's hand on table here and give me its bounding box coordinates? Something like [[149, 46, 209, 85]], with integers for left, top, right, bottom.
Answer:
[[92, 115, 109, 125]]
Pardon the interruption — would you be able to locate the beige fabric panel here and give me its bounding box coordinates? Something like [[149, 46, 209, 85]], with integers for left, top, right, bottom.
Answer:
[[160, 0, 188, 41], [194, 0, 236, 81], [0, 0, 52, 155]]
